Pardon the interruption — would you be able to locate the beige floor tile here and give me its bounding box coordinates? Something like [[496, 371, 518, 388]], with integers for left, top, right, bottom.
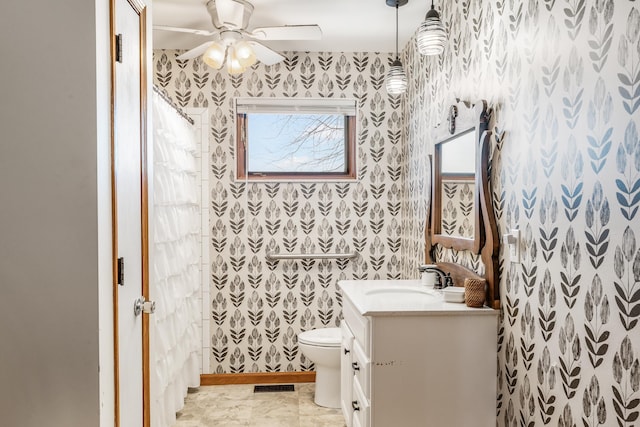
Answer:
[[201, 415, 253, 426], [175, 382, 346, 427], [299, 415, 347, 427], [298, 402, 316, 416], [252, 395, 299, 418], [249, 416, 300, 427], [173, 420, 204, 427], [295, 383, 316, 394]]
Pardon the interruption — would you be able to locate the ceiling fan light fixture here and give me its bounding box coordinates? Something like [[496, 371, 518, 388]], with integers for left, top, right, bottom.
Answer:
[[234, 41, 257, 68], [226, 46, 247, 74], [164, 0, 321, 71], [202, 42, 226, 69], [416, 1, 446, 56]]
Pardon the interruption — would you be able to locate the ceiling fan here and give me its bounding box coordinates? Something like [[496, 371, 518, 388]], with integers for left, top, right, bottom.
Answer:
[[154, 0, 322, 73]]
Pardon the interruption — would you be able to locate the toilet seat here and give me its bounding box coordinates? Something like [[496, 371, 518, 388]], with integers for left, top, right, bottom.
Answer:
[[298, 327, 341, 348]]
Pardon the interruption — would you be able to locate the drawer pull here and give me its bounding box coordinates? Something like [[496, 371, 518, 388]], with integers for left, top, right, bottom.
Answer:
[[352, 362, 360, 371], [344, 348, 351, 355], [352, 401, 360, 411]]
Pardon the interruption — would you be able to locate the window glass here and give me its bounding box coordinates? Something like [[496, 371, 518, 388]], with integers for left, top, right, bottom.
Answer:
[[236, 98, 357, 181], [247, 113, 347, 173]]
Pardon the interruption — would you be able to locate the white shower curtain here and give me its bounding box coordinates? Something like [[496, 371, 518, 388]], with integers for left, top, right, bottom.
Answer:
[[151, 90, 201, 427]]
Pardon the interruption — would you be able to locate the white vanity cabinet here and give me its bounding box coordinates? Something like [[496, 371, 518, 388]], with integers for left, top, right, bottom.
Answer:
[[339, 280, 498, 427]]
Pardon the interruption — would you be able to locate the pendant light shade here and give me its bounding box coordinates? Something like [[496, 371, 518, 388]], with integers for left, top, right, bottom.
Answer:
[[386, 58, 408, 94], [416, 1, 446, 56], [385, 0, 407, 95]]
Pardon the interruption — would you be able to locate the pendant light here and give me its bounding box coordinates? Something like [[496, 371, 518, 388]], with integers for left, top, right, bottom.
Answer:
[[385, 0, 408, 95], [416, 0, 446, 55]]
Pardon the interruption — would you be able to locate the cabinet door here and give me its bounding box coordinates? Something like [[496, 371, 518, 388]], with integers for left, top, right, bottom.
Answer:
[[341, 322, 355, 426]]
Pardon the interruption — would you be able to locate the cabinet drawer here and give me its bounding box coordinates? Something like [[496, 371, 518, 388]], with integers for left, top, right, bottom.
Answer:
[[352, 340, 370, 399], [341, 321, 354, 352], [343, 297, 370, 355], [352, 413, 363, 427], [340, 322, 354, 427], [352, 377, 370, 427]]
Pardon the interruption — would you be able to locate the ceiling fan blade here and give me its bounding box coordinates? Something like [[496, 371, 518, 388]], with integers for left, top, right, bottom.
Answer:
[[177, 41, 215, 60], [249, 25, 322, 41], [153, 25, 217, 37], [247, 41, 285, 66]]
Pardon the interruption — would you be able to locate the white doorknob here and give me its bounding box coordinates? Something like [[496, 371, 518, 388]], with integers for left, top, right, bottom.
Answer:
[[134, 297, 156, 316]]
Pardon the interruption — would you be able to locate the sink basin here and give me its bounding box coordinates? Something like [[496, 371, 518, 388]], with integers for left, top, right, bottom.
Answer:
[[365, 287, 437, 298]]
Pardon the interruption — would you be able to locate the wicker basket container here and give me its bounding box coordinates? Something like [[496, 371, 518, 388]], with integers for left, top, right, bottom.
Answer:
[[464, 278, 486, 308]]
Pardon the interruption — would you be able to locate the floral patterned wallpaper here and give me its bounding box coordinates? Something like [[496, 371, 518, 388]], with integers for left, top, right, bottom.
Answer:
[[153, 51, 405, 373], [441, 180, 475, 238], [403, 0, 640, 425], [154, 0, 640, 422]]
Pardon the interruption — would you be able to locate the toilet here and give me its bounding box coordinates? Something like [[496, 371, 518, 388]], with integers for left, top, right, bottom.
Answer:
[[298, 327, 342, 408]]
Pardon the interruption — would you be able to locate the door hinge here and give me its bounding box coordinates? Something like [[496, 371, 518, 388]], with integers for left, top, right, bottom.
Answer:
[[117, 257, 124, 286], [115, 34, 123, 63]]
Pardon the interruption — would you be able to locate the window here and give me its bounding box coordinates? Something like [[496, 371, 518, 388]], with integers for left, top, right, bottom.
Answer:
[[236, 98, 357, 181]]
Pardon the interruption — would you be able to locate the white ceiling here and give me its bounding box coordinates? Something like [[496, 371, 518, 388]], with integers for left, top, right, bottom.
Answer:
[[152, 0, 429, 54]]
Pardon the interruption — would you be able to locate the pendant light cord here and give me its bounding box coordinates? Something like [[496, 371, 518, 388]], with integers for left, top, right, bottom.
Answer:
[[395, 3, 399, 60]]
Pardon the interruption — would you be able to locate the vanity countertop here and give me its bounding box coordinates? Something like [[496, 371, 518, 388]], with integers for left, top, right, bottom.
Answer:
[[338, 279, 498, 317]]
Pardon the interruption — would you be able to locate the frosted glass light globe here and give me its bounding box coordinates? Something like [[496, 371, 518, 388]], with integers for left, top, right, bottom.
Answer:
[[226, 47, 246, 74], [234, 41, 257, 68], [202, 42, 226, 69]]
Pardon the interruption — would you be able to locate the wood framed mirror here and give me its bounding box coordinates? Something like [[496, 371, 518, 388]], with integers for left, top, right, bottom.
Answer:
[[425, 100, 500, 309]]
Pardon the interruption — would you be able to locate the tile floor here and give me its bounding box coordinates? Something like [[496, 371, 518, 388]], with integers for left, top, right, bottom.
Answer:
[[174, 383, 347, 427]]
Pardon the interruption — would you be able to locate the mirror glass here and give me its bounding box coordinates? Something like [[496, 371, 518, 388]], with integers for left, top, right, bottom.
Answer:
[[429, 102, 486, 255], [425, 100, 501, 309], [439, 128, 476, 239], [440, 128, 475, 173]]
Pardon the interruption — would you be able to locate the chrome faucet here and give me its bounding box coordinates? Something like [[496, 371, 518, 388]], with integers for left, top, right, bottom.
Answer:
[[418, 265, 452, 290]]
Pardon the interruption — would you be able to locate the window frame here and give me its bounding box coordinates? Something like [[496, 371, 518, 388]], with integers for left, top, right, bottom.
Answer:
[[235, 98, 358, 182]]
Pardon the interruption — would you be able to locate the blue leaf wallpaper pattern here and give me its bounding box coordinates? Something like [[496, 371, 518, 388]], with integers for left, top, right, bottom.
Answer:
[[403, 1, 640, 425]]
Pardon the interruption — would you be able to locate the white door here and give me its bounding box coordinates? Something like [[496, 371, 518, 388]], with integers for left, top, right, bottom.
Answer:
[[113, 0, 148, 425]]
